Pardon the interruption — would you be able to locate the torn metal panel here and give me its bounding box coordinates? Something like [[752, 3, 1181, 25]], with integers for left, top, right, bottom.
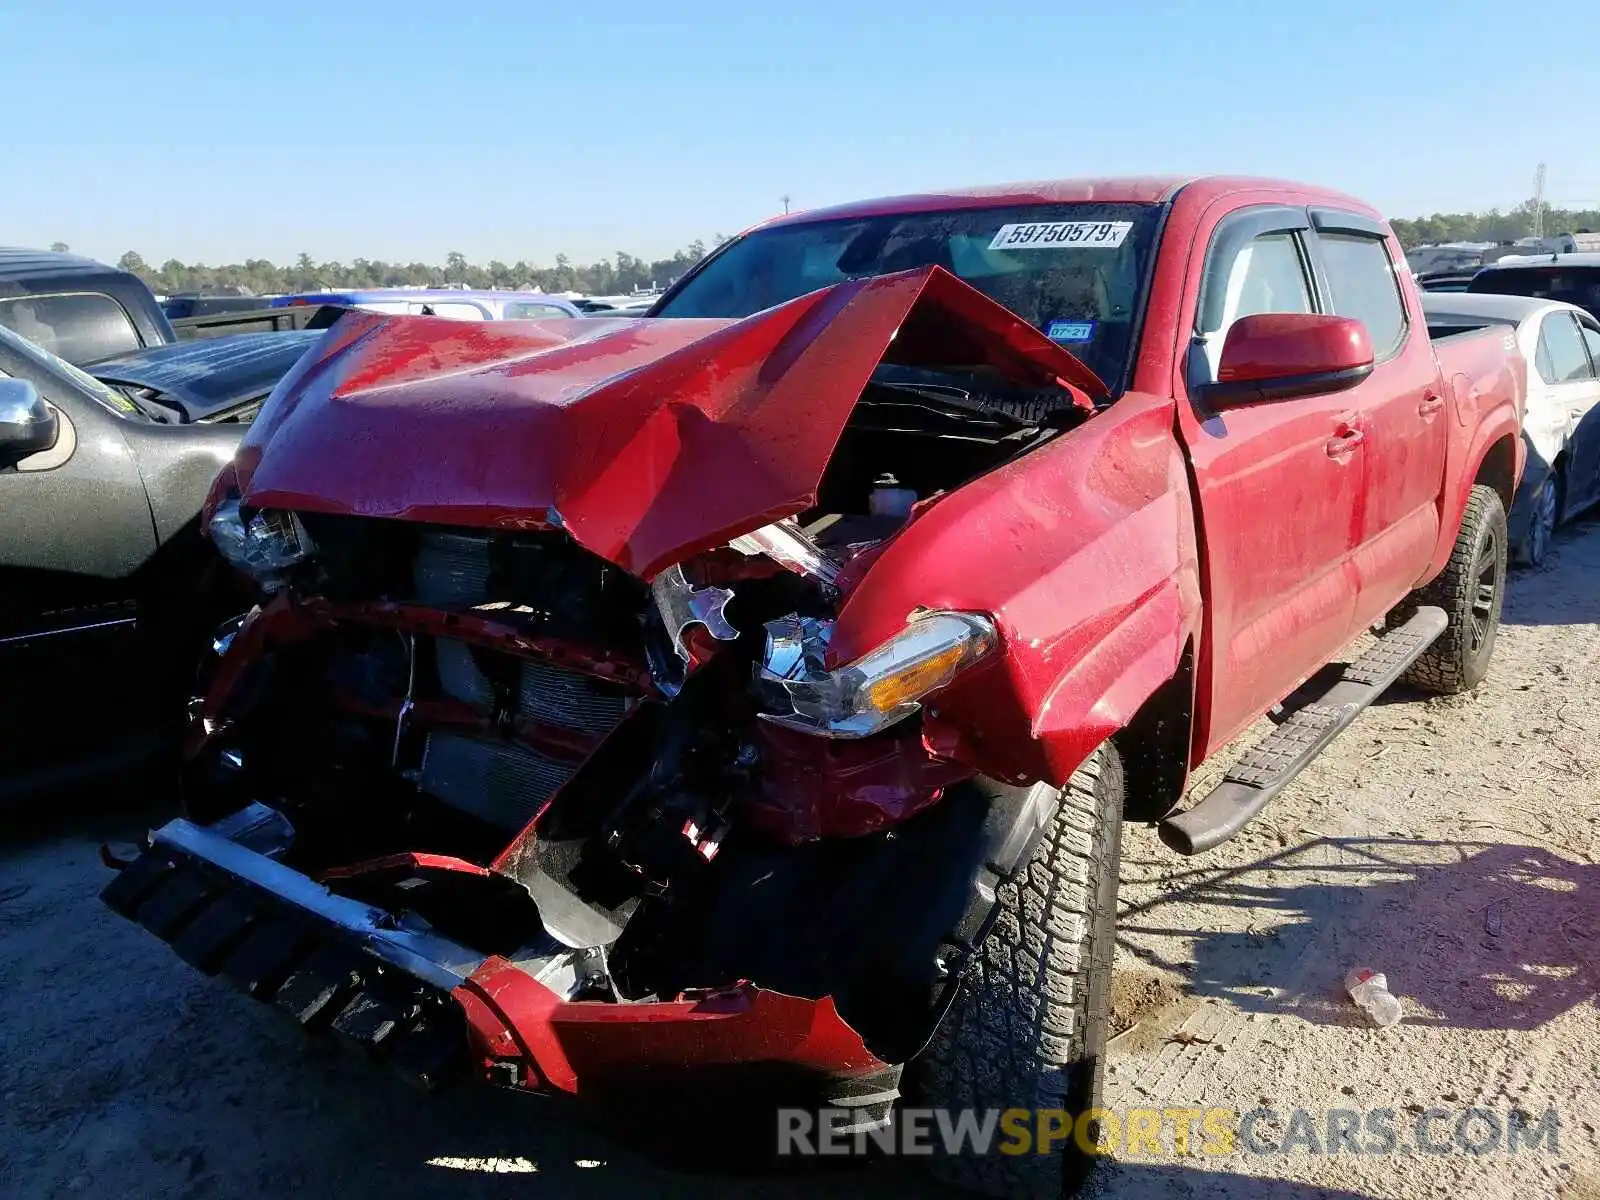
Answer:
[[233, 266, 1104, 580]]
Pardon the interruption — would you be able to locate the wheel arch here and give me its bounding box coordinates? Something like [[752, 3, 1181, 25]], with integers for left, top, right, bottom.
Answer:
[[1114, 638, 1196, 822], [1474, 431, 1520, 515], [1424, 425, 1523, 584]]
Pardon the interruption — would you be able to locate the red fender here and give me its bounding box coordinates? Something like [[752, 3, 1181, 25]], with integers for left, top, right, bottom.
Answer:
[[832, 390, 1203, 789], [1424, 388, 1524, 584]]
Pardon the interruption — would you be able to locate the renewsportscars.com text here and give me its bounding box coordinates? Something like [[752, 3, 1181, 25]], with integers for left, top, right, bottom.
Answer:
[[777, 1105, 1562, 1159]]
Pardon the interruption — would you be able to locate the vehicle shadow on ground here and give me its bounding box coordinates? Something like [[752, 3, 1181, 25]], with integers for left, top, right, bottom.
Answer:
[[1502, 508, 1600, 627], [1117, 838, 1597, 1032], [0, 771, 175, 851], [241, 1072, 1387, 1200]]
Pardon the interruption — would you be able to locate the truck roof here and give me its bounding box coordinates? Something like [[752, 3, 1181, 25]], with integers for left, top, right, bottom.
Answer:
[[0, 246, 145, 290], [757, 175, 1379, 230], [0, 247, 176, 363]]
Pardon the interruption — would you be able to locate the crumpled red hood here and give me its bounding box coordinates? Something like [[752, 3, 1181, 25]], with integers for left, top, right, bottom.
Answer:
[[238, 266, 1103, 580]]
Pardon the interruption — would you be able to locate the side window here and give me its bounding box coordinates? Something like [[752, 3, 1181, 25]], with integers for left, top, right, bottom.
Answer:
[[429, 302, 490, 321], [1540, 313, 1595, 384], [1317, 233, 1409, 359], [1535, 331, 1557, 383], [504, 302, 573, 319], [1194, 230, 1314, 385], [0, 292, 143, 365], [1579, 319, 1600, 375]]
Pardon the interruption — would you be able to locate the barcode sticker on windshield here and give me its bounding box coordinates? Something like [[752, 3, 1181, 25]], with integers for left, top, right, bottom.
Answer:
[[989, 221, 1131, 250]]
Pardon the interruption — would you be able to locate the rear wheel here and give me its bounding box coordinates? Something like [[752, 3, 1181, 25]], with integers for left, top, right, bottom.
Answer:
[[1400, 484, 1508, 695], [1517, 468, 1563, 567], [915, 744, 1125, 1198]]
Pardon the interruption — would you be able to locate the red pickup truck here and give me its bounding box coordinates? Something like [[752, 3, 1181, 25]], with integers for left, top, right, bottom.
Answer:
[[104, 177, 1523, 1196]]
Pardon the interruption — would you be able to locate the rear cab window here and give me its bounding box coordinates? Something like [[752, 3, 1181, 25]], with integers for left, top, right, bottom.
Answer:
[[0, 292, 144, 364]]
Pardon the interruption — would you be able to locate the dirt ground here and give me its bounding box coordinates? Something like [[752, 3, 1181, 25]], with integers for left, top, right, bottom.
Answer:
[[3, 519, 1599, 1200]]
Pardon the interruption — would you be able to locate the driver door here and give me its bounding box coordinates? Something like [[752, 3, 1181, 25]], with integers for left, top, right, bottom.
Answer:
[[1175, 203, 1365, 756]]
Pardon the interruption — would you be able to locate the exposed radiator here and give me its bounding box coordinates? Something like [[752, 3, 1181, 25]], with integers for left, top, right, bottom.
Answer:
[[434, 638, 496, 709], [413, 532, 492, 608], [433, 639, 631, 734], [419, 732, 570, 831], [423, 646, 633, 829], [518, 658, 630, 737], [411, 530, 635, 830]]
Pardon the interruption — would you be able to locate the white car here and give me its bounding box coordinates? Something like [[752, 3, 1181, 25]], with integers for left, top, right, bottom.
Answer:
[[1423, 292, 1600, 565]]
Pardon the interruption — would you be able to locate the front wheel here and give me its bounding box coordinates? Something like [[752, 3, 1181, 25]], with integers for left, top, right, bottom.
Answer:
[[914, 744, 1125, 1198], [1401, 484, 1508, 695]]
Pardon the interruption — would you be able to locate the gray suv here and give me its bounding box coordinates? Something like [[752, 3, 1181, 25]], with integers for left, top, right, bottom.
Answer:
[[0, 323, 244, 798]]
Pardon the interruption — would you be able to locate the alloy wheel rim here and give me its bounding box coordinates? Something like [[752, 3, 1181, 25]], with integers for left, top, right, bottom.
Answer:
[[1469, 526, 1501, 651], [1531, 479, 1557, 565]]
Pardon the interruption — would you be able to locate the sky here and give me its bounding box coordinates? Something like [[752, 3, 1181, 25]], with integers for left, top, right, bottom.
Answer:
[[5, 0, 1596, 268]]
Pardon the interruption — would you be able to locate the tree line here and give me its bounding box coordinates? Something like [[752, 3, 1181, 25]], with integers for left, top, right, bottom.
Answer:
[[51, 197, 1600, 298], [97, 241, 728, 298], [1389, 200, 1600, 248]]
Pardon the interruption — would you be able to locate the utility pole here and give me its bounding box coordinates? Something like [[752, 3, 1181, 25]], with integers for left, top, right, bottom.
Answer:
[[1532, 163, 1547, 238], [781, 194, 791, 215]]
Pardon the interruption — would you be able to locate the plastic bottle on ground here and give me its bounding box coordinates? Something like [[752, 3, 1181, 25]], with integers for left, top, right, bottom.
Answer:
[[1345, 967, 1403, 1028]]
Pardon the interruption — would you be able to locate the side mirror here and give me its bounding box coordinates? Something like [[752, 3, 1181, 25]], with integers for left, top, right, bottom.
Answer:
[[0, 379, 59, 464], [1206, 313, 1374, 407]]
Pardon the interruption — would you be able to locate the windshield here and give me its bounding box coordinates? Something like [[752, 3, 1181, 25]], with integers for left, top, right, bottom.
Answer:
[[655, 202, 1165, 390], [0, 321, 148, 419], [1469, 266, 1600, 318]]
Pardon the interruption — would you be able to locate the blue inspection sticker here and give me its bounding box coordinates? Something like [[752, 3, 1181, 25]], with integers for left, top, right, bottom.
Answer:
[[1045, 319, 1096, 344]]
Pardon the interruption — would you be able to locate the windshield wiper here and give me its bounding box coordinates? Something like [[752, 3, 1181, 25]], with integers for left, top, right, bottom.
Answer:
[[123, 387, 184, 424]]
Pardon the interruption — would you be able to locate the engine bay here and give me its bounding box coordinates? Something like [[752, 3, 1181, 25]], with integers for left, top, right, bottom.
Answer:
[[187, 363, 1092, 1054]]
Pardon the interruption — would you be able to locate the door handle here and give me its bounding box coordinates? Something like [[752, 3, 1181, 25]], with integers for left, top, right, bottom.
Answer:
[[1419, 393, 1445, 418], [1326, 426, 1364, 458]]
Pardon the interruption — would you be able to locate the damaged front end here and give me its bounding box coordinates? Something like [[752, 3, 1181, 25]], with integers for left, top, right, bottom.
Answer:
[[105, 267, 1102, 1120]]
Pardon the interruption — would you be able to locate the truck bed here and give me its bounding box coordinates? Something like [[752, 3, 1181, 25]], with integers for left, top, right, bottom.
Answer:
[[1432, 322, 1524, 415]]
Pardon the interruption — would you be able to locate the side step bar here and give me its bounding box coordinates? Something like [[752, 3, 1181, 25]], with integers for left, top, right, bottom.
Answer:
[[1158, 605, 1447, 855]]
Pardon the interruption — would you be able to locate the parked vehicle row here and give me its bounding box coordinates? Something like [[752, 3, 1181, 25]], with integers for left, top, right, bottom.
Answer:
[[1467, 251, 1600, 317], [270, 288, 585, 320], [89, 175, 1525, 1200], [1406, 232, 1600, 283], [1423, 292, 1600, 565]]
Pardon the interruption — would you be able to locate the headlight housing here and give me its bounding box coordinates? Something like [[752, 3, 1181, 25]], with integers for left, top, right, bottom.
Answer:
[[209, 497, 314, 587], [757, 611, 997, 738]]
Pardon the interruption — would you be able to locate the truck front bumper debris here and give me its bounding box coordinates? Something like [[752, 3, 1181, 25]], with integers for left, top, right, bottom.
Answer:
[[102, 807, 886, 1099]]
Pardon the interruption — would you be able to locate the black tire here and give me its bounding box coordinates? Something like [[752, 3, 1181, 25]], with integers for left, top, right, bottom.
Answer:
[[1401, 484, 1508, 695], [915, 744, 1125, 1198], [1516, 467, 1563, 567]]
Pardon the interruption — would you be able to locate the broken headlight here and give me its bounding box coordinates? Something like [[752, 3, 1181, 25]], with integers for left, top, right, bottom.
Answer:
[[757, 611, 997, 738], [208, 498, 314, 587]]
